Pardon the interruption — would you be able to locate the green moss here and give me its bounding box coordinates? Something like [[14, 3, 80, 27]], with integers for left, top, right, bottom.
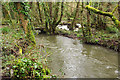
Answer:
[[27, 30, 36, 47], [27, 24, 36, 47], [86, 5, 120, 30]]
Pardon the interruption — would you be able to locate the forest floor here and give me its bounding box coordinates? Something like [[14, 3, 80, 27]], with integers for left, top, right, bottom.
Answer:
[[57, 28, 120, 52], [0, 26, 55, 79]]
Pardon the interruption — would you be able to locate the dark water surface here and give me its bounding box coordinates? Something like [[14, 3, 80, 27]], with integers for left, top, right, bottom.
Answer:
[[35, 34, 118, 78]]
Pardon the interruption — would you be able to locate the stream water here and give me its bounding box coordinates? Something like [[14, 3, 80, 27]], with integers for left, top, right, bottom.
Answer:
[[35, 34, 118, 78]]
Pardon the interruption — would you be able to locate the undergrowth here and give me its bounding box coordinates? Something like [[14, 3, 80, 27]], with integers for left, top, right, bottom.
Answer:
[[0, 27, 56, 79]]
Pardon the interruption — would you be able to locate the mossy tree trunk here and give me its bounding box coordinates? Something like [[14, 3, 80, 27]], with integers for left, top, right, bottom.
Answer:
[[52, 2, 64, 34], [48, 2, 52, 21], [96, 2, 100, 29], [42, 2, 64, 34], [16, 2, 36, 47], [84, 2, 92, 42], [118, 1, 120, 21], [70, 2, 80, 30], [16, 2, 28, 34], [87, 2, 91, 35], [37, 2, 43, 24], [81, 1, 85, 38], [51, 2, 60, 33], [118, 1, 120, 51], [118, 1, 120, 39], [86, 5, 120, 30], [42, 2, 50, 32]]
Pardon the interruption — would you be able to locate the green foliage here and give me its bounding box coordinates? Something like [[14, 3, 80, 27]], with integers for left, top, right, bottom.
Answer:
[[95, 39, 99, 43], [21, 2, 30, 18], [77, 34, 80, 37], [106, 26, 119, 33], [2, 19, 11, 25], [11, 58, 51, 79], [0, 27, 11, 34]]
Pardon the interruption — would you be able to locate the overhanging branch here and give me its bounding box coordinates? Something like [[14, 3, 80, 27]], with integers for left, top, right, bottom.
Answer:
[[86, 5, 120, 30]]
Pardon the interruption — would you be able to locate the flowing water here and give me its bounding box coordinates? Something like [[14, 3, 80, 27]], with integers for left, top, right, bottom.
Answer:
[[35, 34, 118, 78]]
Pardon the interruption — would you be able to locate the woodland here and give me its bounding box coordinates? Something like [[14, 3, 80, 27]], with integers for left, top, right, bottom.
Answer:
[[0, 1, 120, 79]]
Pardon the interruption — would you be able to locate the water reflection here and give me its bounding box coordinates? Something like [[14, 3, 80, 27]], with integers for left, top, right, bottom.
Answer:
[[35, 35, 118, 78]]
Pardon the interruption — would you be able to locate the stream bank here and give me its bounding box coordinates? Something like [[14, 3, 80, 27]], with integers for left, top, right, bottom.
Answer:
[[56, 28, 120, 52]]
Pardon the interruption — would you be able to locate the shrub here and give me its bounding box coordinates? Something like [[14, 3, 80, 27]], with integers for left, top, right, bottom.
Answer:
[[11, 58, 52, 79], [0, 27, 11, 34], [106, 26, 118, 33]]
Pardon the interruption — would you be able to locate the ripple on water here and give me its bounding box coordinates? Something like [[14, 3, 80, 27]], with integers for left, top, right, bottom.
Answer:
[[36, 35, 118, 78]]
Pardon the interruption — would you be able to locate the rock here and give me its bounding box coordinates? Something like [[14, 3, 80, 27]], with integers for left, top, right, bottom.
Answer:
[[74, 28, 79, 32], [57, 25, 69, 31], [75, 24, 82, 28]]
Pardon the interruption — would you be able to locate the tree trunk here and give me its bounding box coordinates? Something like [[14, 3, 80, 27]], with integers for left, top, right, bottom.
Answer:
[[42, 3, 50, 32], [118, 1, 120, 21], [86, 2, 91, 38], [118, 1, 120, 51], [48, 2, 52, 21], [48, 2, 53, 34], [42, 2, 64, 34], [81, 1, 85, 37], [70, 2, 80, 30], [52, 2, 60, 26], [37, 2, 43, 23], [16, 2, 28, 34], [53, 2, 64, 34]]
